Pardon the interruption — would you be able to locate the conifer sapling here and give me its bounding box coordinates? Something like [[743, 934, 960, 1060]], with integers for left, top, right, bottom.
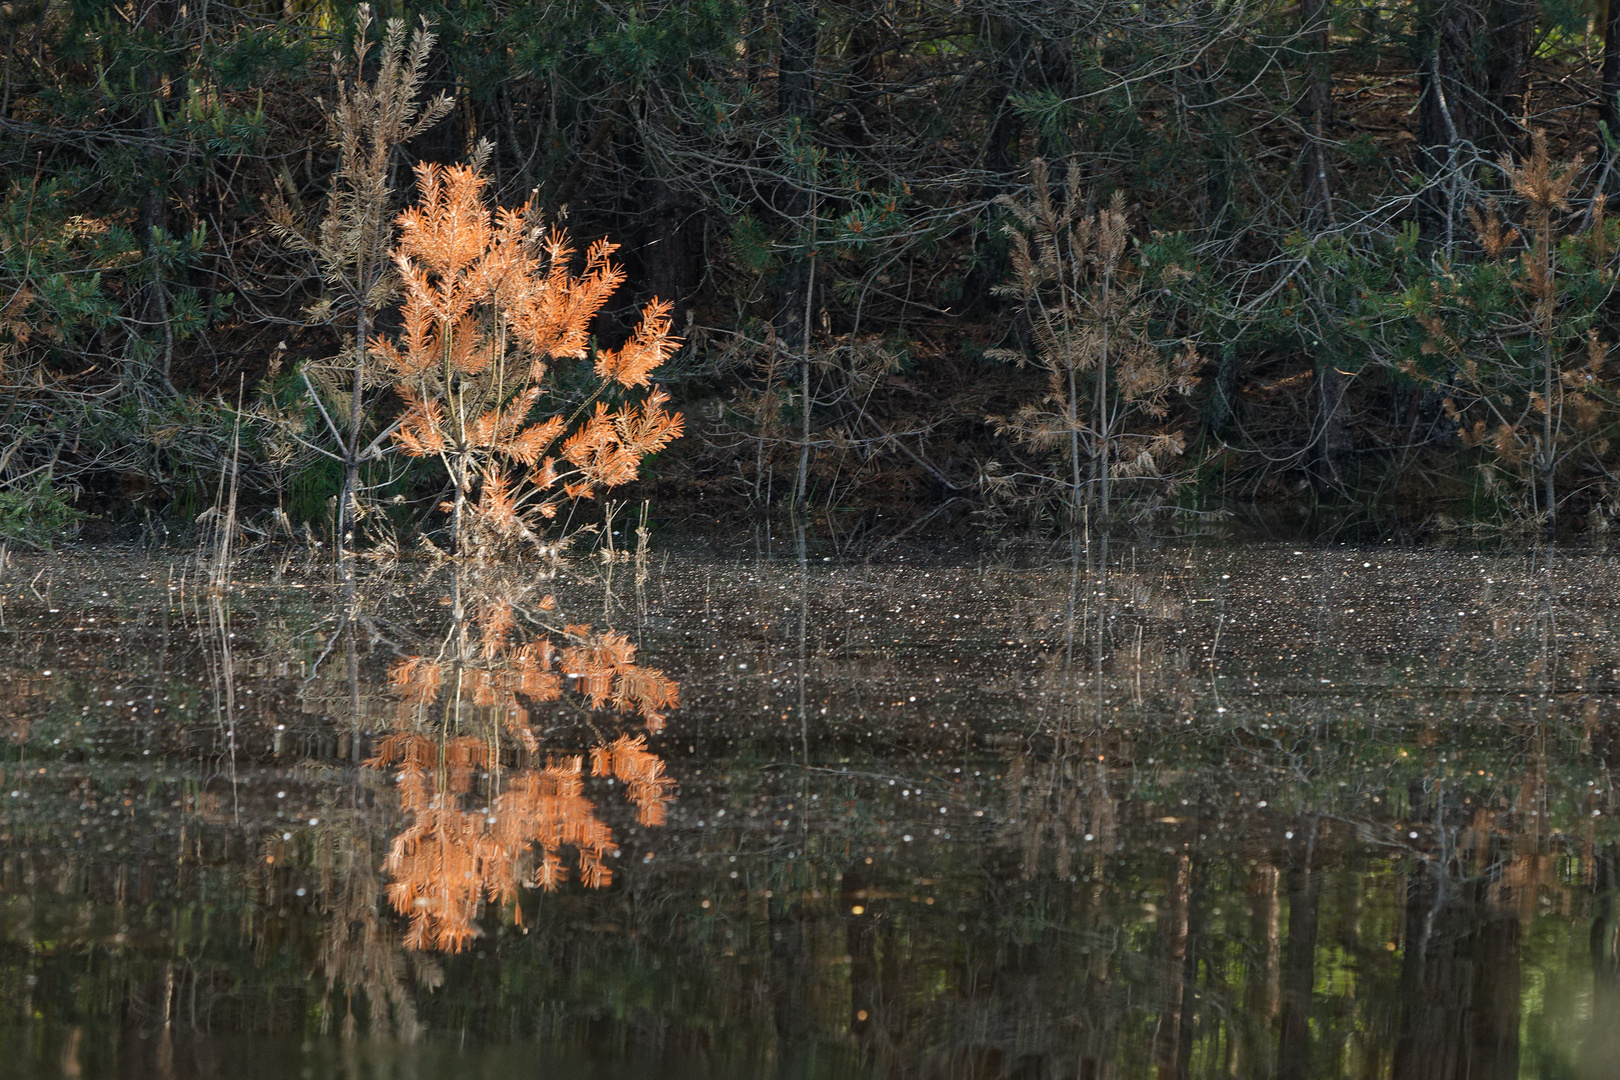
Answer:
[[371, 161, 684, 553]]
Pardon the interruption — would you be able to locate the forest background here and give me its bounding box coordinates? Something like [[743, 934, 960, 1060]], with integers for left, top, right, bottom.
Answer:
[[3, 0, 1619, 547]]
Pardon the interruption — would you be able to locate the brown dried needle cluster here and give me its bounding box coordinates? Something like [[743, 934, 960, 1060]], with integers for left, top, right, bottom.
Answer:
[[371, 162, 684, 552], [369, 735, 615, 951], [1414, 130, 1618, 525], [988, 159, 1198, 518], [268, 6, 453, 564]]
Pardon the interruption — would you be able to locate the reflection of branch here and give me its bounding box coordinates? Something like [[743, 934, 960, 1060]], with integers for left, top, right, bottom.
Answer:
[[863, 497, 970, 559], [307, 801, 425, 1039], [369, 566, 678, 950], [372, 735, 632, 950]]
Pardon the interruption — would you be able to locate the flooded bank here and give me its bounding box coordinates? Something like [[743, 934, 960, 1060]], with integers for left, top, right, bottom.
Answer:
[[0, 541, 1615, 1079]]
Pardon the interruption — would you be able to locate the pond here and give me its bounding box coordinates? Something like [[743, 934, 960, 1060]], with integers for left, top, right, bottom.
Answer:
[[0, 539, 1614, 1079]]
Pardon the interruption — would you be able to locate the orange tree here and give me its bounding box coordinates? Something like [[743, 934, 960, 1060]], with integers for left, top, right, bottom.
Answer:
[[370, 161, 683, 552]]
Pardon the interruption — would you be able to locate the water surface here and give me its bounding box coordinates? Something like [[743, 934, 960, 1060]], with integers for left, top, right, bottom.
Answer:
[[0, 541, 1613, 1079]]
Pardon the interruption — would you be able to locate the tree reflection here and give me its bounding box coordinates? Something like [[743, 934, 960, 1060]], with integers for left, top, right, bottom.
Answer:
[[364, 565, 677, 952], [8, 546, 1620, 1076], [987, 545, 1603, 1080]]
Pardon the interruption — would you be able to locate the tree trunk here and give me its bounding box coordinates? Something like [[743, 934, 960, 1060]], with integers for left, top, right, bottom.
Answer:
[[1299, 0, 1334, 228], [1583, 844, 1620, 1075], [1314, 362, 1351, 490], [773, 0, 817, 356], [1238, 863, 1280, 1078], [135, 0, 185, 395], [1416, 0, 1533, 241], [336, 305, 371, 575], [641, 174, 700, 314], [1276, 820, 1321, 1080], [1189, 57, 1235, 238], [1153, 853, 1194, 1080], [768, 892, 808, 1072], [968, 19, 1030, 316], [838, 16, 884, 149], [1393, 803, 1524, 1080], [841, 859, 878, 1043], [984, 21, 1029, 184]]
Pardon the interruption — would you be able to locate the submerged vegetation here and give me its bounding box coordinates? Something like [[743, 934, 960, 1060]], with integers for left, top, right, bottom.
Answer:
[[12, 0, 1620, 544]]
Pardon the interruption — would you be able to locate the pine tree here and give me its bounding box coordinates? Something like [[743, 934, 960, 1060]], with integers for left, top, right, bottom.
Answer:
[[269, 6, 453, 568], [372, 162, 683, 554], [1408, 131, 1620, 529], [989, 160, 1200, 520]]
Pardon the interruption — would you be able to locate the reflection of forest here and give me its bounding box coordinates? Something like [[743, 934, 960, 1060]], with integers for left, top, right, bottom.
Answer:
[[0, 547, 1615, 1077]]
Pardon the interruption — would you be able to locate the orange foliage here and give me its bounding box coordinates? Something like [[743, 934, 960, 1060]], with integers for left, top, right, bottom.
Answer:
[[370, 162, 684, 549], [370, 734, 620, 952], [372, 573, 678, 951], [560, 626, 680, 729], [591, 734, 677, 826]]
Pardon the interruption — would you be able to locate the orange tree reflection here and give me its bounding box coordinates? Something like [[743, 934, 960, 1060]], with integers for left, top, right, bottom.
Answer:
[[369, 570, 676, 951]]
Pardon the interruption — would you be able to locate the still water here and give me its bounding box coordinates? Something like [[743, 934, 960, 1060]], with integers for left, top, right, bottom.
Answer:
[[0, 540, 1613, 1079]]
